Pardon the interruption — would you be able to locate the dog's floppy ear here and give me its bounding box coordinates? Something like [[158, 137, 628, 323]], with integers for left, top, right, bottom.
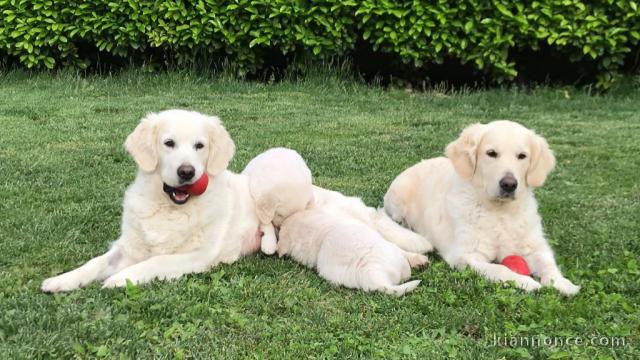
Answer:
[[256, 200, 277, 225], [206, 116, 236, 175], [124, 114, 159, 172], [445, 123, 485, 180], [526, 133, 556, 188]]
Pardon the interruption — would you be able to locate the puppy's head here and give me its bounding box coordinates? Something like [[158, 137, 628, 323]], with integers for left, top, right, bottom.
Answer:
[[125, 110, 235, 204], [446, 120, 555, 202]]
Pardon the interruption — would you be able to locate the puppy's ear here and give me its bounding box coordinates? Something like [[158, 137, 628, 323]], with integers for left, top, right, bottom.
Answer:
[[526, 133, 556, 188], [256, 198, 277, 225], [124, 114, 159, 172], [206, 116, 236, 175], [445, 123, 485, 180]]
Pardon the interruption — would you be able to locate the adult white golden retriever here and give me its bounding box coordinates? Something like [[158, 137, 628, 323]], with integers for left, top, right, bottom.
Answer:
[[384, 120, 580, 295], [42, 110, 261, 292]]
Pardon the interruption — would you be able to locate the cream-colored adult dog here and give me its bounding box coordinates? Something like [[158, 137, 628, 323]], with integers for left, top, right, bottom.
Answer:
[[241, 147, 314, 255], [278, 208, 428, 296], [42, 110, 261, 292], [384, 120, 580, 295]]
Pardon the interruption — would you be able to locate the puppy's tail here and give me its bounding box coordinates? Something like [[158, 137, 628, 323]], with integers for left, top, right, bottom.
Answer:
[[381, 280, 421, 297]]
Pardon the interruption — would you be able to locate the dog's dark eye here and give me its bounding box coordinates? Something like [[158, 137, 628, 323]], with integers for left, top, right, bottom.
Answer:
[[194, 142, 204, 150], [164, 140, 175, 148], [486, 150, 498, 158], [517, 153, 527, 160]]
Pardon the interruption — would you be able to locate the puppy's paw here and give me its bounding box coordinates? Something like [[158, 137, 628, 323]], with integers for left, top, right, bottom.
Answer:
[[542, 276, 580, 296], [408, 233, 434, 254], [41, 272, 84, 293], [260, 232, 278, 255], [516, 276, 542, 292], [407, 253, 430, 268]]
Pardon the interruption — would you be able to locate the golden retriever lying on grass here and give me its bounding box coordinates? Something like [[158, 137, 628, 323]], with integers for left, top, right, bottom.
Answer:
[[42, 110, 262, 292], [384, 120, 580, 295]]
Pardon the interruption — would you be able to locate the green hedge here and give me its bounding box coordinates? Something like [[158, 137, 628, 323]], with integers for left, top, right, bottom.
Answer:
[[1, 0, 639, 88]]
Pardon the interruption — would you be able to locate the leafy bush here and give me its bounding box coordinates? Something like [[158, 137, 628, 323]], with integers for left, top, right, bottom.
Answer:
[[1, 0, 638, 88]]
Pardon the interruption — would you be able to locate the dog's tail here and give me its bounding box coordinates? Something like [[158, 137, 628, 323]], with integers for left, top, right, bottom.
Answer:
[[381, 280, 421, 296]]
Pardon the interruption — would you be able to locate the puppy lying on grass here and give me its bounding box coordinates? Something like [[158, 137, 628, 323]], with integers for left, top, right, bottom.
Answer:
[[243, 148, 430, 296], [278, 208, 428, 296]]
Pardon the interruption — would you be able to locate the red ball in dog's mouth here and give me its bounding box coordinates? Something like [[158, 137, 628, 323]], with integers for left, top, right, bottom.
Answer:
[[163, 173, 209, 204]]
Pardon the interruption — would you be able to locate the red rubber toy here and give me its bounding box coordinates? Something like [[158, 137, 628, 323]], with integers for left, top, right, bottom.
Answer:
[[179, 173, 209, 196], [501, 255, 531, 276]]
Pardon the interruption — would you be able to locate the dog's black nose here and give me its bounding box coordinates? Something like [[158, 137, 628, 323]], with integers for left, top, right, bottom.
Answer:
[[499, 175, 518, 193], [177, 165, 195, 181]]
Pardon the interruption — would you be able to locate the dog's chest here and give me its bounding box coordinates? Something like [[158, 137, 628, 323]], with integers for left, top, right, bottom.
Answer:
[[126, 199, 215, 257], [468, 204, 538, 260]]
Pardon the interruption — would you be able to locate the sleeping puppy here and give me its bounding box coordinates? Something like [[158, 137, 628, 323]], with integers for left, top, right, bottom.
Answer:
[[240, 148, 432, 256], [278, 208, 428, 296], [312, 186, 433, 254], [384, 120, 580, 295], [241, 148, 314, 255], [42, 110, 261, 292]]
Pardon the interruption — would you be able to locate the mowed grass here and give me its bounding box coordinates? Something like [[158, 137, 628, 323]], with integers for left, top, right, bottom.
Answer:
[[0, 71, 638, 359]]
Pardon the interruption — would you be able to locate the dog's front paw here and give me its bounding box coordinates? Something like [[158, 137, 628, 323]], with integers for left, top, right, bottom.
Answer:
[[516, 276, 542, 292], [102, 273, 136, 289], [41, 272, 84, 293], [542, 276, 580, 296], [260, 232, 278, 255]]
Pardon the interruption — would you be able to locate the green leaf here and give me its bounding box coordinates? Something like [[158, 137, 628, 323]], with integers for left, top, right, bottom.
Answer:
[[495, 3, 513, 17], [464, 21, 473, 33]]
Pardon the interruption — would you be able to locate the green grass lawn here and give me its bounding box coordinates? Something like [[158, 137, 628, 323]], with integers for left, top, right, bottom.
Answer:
[[0, 71, 638, 359]]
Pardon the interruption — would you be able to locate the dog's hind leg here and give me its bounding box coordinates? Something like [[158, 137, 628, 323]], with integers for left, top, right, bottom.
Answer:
[[372, 209, 433, 254], [401, 250, 430, 269], [260, 222, 278, 255]]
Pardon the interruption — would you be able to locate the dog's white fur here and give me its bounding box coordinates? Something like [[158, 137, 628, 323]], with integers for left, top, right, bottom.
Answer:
[[278, 208, 428, 296], [239, 149, 431, 295], [42, 110, 261, 292], [384, 120, 580, 295], [241, 148, 314, 255], [311, 186, 433, 254]]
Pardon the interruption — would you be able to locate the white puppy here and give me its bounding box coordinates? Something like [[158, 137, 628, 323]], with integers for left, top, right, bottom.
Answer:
[[312, 186, 433, 254], [384, 120, 580, 295], [42, 110, 261, 292], [241, 148, 314, 255], [278, 208, 428, 296]]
